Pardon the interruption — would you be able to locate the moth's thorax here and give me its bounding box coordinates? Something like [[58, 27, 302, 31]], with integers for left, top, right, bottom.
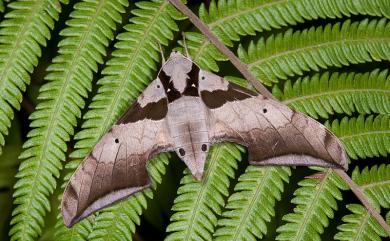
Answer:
[[166, 96, 210, 180], [161, 52, 194, 94]]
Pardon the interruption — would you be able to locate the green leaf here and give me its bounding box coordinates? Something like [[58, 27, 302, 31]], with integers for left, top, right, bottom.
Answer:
[[335, 166, 390, 240], [0, 0, 4, 12], [278, 69, 390, 119], [54, 216, 94, 241], [186, 0, 390, 72], [352, 164, 390, 209], [328, 115, 390, 160], [0, 117, 21, 241], [239, 19, 390, 86], [0, 0, 67, 156], [334, 204, 387, 241], [11, 1, 127, 240], [166, 143, 243, 241], [214, 166, 291, 241], [276, 168, 348, 241]]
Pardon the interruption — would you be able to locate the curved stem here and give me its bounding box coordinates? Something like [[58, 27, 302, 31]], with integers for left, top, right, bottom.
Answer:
[[167, 0, 390, 237], [334, 169, 390, 236]]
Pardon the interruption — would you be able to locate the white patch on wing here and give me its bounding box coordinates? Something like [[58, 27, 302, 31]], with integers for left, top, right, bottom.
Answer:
[[198, 70, 229, 92], [138, 78, 166, 107]]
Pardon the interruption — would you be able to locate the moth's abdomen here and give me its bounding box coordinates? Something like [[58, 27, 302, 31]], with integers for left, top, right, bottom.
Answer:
[[172, 122, 208, 153], [167, 96, 210, 180]]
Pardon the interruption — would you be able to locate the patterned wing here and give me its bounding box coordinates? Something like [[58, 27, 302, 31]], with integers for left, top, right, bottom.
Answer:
[[61, 78, 173, 227], [198, 70, 348, 170]]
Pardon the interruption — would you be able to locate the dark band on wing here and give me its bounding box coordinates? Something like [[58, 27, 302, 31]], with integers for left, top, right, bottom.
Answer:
[[323, 131, 334, 149], [159, 70, 181, 103], [117, 98, 168, 124], [201, 82, 257, 109]]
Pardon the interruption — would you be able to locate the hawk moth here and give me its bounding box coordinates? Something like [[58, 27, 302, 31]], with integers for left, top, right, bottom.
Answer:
[[62, 51, 348, 227]]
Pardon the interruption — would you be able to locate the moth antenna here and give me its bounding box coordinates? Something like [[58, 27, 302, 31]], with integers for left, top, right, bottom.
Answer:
[[182, 32, 190, 58], [158, 43, 166, 64]]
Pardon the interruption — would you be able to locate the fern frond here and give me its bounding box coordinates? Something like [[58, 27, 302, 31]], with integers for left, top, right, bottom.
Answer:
[[335, 165, 390, 240], [54, 216, 94, 241], [328, 115, 390, 160], [0, 118, 21, 240], [238, 18, 390, 85], [276, 69, 390, 119], [11, 1, 128, 240], [54, 0, 184, 239], [165, 143, 243, 241], [185, 0, 390, 71], [276, 168, 348, 241], [334, 204, 387, 240], [213, 166, 290, 241], [0, 0, 67, 156], [87, 154, 169, 241], [0, 1, 4, 12], [352, 164, 390, 209]]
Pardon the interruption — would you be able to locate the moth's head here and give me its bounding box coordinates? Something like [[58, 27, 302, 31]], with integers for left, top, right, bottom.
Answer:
[[161, 51, 193, 93]]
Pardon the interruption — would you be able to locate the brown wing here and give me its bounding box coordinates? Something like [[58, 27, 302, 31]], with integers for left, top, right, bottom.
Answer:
[[198, 71, 348, 170], [61, 78, 173, 227]]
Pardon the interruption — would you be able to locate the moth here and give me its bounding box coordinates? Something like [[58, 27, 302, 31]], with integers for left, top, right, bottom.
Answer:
[[62, 51, 348, 227]]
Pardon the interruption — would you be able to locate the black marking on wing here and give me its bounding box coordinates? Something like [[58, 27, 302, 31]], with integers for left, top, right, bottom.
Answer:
[[201, 82, 257, 109], [159, 69, 181, 103], [182, 64, 200, 97], [117, 98, 168, 124], [159, 63, 200, 102], [323, 130, 334, 149], [65, 183, 78, 202]]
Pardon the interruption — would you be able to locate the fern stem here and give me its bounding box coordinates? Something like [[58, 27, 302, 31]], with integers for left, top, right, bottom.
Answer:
[[334, 169, 390, 236], [167, 0, 275, 100]]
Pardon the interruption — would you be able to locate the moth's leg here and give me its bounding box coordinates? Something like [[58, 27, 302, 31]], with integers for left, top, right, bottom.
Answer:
[[182, 32, 190, 58], [158, 43, 166, 64]]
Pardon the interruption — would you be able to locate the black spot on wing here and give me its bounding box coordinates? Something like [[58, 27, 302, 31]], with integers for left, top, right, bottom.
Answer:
[[117, 98, 168, 124], [201, 82, 257, 109], [179, 148, 185, 156]]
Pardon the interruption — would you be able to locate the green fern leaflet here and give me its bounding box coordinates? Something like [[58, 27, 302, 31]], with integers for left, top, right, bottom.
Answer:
[[0, 0, 388, 240]]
